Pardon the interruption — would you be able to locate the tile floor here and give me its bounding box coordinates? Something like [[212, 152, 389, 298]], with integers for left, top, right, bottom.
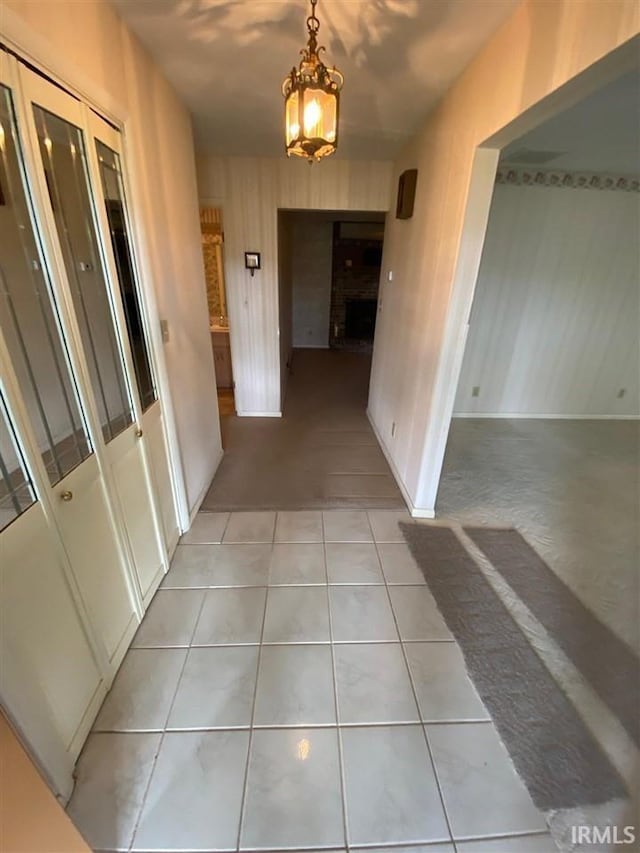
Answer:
[[68, 510, 554, 853]]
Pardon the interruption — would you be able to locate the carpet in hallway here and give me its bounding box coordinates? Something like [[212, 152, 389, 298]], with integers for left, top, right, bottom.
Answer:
[[400, 523, 627, 811], [202, 349, 405, 510]]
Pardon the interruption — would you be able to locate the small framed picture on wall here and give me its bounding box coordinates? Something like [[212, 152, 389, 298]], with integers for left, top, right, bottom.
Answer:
[[244, 251, 261, 276]]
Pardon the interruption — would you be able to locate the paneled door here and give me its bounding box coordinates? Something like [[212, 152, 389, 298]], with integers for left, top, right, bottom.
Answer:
[[18, 66, 168, 607], [0, 72, 111, 797], [87, 113, 180, 575]]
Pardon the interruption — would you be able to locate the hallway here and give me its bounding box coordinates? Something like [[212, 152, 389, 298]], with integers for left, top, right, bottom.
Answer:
[[62, 370, 639, 853], [2, 2, 639, 851], [67, 508, 552, 852], [65, 359, 638, 853], [203, 349, 405, 510]]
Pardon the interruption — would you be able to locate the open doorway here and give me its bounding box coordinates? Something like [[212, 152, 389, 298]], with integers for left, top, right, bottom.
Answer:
[[199, 206, 235, 418], [438, 68, 639, 606], [201, 207, 404, 511], [436, 66, 639, 814], [278, 209, 386, 404]]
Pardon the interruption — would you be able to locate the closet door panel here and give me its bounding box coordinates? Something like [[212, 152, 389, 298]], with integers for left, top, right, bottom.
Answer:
[[53, 455, 136, 660], [89, 124, 175, 568], [1, 504, 102, 748], [109, 425, 164, 600]]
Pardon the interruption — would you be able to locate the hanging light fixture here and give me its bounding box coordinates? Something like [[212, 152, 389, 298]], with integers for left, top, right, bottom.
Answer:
[[282, 0, 344, 163]]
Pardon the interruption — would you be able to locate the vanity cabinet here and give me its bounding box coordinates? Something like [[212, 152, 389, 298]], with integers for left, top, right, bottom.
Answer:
[[211, 330, 233, 388]]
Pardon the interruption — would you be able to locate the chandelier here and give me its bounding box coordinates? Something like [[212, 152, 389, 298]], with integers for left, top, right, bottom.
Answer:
[[282, 0, 344, 163]]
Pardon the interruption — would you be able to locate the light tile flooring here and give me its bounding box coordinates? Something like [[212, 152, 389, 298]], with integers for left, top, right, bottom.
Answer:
[[68, 510, 554, 853]]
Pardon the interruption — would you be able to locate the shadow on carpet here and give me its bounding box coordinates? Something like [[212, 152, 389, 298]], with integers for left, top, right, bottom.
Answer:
[[400, 523, 627, 812]]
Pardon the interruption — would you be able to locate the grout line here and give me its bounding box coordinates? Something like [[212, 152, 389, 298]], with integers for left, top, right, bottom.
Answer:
[[158, 587, 461, 599], [370, 518, 456, 850], [160, 580, 457, 588], [90, 718, 495, 736], [126, 590, 208, 852], [130, 638, 457, 650], [245, 638, 332, 646], [238, 847, 346, 853], [219, 510, 233, 543], [350, 844, 459, 852], [323, 513, 351, 853], [235, 534, 272, 852], [161, 583, 270, 590], [452, 829, 555, 843]]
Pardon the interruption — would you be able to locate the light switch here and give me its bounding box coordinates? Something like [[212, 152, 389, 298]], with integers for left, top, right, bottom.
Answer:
[[387, 270, 393, 282]]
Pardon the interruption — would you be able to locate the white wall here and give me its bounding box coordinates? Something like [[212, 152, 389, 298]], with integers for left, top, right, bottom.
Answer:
[[367, 0, 639, 516], [454, 179, 640, 417], [3, 0, 222, 516], [196, 155, 393, 415], [291, 215, 333, 349]]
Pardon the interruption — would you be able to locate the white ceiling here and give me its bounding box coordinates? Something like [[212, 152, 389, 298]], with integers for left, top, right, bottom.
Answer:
[[502, 70, 640, 174], [111, 0, 518, 159]]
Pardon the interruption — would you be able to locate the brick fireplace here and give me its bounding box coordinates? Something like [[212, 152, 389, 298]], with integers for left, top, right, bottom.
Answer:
[[329, 220, 384, 351]]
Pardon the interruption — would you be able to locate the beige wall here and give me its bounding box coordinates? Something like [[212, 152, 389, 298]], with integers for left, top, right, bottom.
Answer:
[[2, 0, 222, 516], [0, 712, 90, 852], [453, 179, 640, 417], [368, 0, 639, 514], [197, 155, 393, 414]]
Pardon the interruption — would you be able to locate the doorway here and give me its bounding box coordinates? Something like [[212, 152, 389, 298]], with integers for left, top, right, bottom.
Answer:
[[199, 206, 235, 418], [438, 68, 639, 634], [200, 208, 402, 511], [278, 210, 385, 363], [435, 65, 640, 816]]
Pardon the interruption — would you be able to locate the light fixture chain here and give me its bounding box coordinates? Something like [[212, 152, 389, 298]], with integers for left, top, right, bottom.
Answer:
[[306, 0, 320, 55]]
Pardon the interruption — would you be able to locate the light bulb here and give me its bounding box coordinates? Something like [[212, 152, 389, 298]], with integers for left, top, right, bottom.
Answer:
[[289, 122, 300, 139], [303, 99, 321, 134], [0, 122, 5, 154]]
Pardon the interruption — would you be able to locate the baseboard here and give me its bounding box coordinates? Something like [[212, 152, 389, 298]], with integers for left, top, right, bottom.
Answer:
[[236, 411, 282, 418], [188, 446, 224, 525], [366, 409, 435, 519], [409, 505, 437, 519], [453, 413, 640, 420], [291, 344, 330, 350], [67, 679, 109, 772]]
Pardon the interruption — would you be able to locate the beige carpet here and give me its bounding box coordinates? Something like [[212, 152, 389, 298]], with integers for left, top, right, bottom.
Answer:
[[202, 349, 405, 511]]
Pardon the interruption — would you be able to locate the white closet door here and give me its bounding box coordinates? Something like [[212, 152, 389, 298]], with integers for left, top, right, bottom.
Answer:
[[3, 69, 140, 666], [86, 116, 177, 594], [19, 67, 168, 607], [0, 50, 181, 798], [1, 68, 138, 657], [0, 388, 104, 802]]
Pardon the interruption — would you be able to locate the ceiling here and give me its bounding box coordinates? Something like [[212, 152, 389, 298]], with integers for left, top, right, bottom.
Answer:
[[111, 0, 518, 159], [502, 70, 640, 174]]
